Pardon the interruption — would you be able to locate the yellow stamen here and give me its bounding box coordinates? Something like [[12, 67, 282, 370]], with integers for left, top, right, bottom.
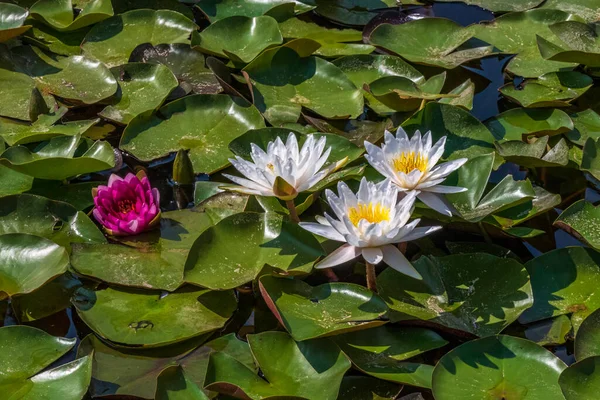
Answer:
[[348, 202, 390, 226], [392, 151, 428, 174], [266, 163, 274, 171]]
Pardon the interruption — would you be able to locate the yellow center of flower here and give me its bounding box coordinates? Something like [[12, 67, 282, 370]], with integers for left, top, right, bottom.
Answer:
[[118, 199, 135, 214], [348, 202, 390, 226], [266, 163, 274, 171], [392, 151, 428, 174]]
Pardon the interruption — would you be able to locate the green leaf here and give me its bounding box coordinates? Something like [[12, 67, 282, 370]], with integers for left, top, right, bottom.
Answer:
[[337, 376, 402, 400], [22, 20, 88, 56], [377, 253, 533, 337], [524, 315, 572, 346], [537, 21, 600, 67], [539, 0, 600, 22], [0, 67, 47, 121], [113, 0, 194, 19], [559, 356, 600, 400], [554, 200, 600, 249], [435, 0, 543, 12], [82, 9, 197, 68], [0, 135, 115, 180], [432, 335, 566, 400], [309, 0, 419, 26], [402, 103, 496, 162], [486, 108, 574, 141], [439, 79, 475, 110], [575, 308, 600, 360], [29, 0, 113, 31], [242, 40, 364, 126], [0, 3, 31, 42], [120, 94, 265, 174], [474, 9, 577, 77], [205, 331, 351, 400], [192, 16, 283, 64], [494, 136, 569, 167], [72, 285, 237, 347], [366, 75, 454, 112], [446, 152, 536, 222], [0, 164, 32, 197], [490, 185, 561, 230], [500, 72, 593, 108], [99, 63, 178, 125], [581, 138, 600, 180], [567, 109, 600, 146], [0, 233, 69, 298], [369, 18, 493, 69], [156, 366, 208, 400], [27, 180, 99, 210], [185, 212, 324, 290], [334, 325, 447, 388], [195, 0, 314, 22], [519, 247, 600, 332], [259, 276, 388, 341]]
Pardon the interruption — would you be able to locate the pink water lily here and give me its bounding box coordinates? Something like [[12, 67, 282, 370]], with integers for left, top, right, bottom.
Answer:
[[92, 171, 160, 236]]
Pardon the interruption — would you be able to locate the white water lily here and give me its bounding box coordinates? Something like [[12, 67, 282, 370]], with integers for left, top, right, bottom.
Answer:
[[299, 178, 441, 279], [223, 133, 346, 200], [364, 127, 468, 216]]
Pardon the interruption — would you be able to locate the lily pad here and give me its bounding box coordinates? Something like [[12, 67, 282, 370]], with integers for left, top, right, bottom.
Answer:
[[0, 68, 47, 121], [0, 164, 32, 197], [0, 194, 105, 248], [519, 247, 600, 332], [559, 357, 600, 400], [566, 109, 600, 146], [27, 180, 99, 210], [129, 43, 222, 95], [192, 16, 283, 64], [259, 276, 388, 341], [204, 331, 351, 400], [0, 3, 30, 42], [432, 335, 566, 400], [402, 103, 496, 162], [575, 308, 600, 360], [0, 134, 115, 180], [82, 9, 197, 68], [474, 9, 577, 77], [156, 366, 207, 400], [539, 0, 600, 22], [537, 21, 600, 67], [22, 20, 88, 56], [195, 0, 314, 22], [120, 94, 265, 174], [72, 285, 237, 346], [185, 212, 324, 290], [334, 325, 447, 388], [524, 315, 572, 347], [554, 200, 600, 249], [337, 376, 401, 400], [435, 0, 543, 12], [446, 152, 536, 222], [377, 253, 533, 337], [486, 108, 574, 141], [310, 0, 410, 26], [100, 63, 178, 124], [439, 79, 475, 110], [113, 0, 194, 19], [494, 136, 569, 168], [0, 233, 69, 298], [29, 0, 113, 31], [500, 72, 593, 108], [242, 40, 364, 126], [581, 138, 600, 180], [369, 18, 493, 69]]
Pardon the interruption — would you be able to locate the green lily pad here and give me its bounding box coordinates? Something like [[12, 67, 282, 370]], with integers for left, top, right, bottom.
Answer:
[[369, 18, 493, 69], [78, 332, 252, 399], [205, 331, 351, 400], [432, 335, 566, 400], [567, 109, 600, 146], [29, 0, 113, 31], [486, 108, 574, 141], [439, 79, 475, 110], [519, 247, 600, 332], [72, 285, 237, 346], [402, 103, 496, 162], [334, 325, 447, 388], [554, 200, 600, 249], [259, 276, 388, 341], [500, 72, 593, 108], [99, 63, 178, 124], [129, 43, 222, 95], [242, 40, 364, 126], [0, 107, 98, 146], [575, 308, 600, 360], [27, 180, 99, 210], [494, 136, 569, 168], [581, 138, 600, 180], [120, 94, 265, 174], [0, 3, 30, 42], [435, 0, 543, 12], [185, 212, 324, 290], [474, 9, 577, 77], [113, 0, 194, 19], [71, 207, 221, 291], [192, 16, 283, 64], [446, 152, 536, 222], [539, 0, 600, 22], [0, 68, 47, 121], [21, 20, 88, 56], [524, 315, 572, 346], [332, 54, 424, 114], [156, 366, 207, 400], [0, 164, 32, 197], [559, 357, 600, 400], [377, 253, 533, 337], [82, 9, 197, 68], [537, 21, 600, 67], [310, 0, 412, 26], [0, 134, 115, 180], [337, 376, 401, 400], [195, 0, 314, 22], [0, 194, 105, 248], [0, 233, 69, 298], [0, 325, 92, 399]]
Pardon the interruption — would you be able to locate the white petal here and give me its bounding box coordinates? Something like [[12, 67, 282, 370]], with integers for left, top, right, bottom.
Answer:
[[422, 184, 467, 194], [422, 131, 433, 153], [315, 244, 361, 269], [427, 136, 446, 169], [418, 192, 454, 217], [427, 158, 468, 180], [299, 222, 346, 242], [381, 245, 422, 280], [222, 174, 271, 193], [400, 226, 442, 242], [362, 247, 384, 264]]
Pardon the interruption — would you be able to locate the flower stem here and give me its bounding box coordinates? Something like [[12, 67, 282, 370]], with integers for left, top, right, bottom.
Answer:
[[285, 200, 300, 223], [365, 262, 377, 292]]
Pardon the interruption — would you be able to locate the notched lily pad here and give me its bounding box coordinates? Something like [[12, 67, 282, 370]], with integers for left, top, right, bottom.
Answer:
[[559, 356, 600, 400], [0, 3, 31, 42], [555, 200, 600, 249], [537, 21, 600, 67], [494, 136, 569, 168], [29, 0, 113, 31], [486, 108, 574, 141]]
